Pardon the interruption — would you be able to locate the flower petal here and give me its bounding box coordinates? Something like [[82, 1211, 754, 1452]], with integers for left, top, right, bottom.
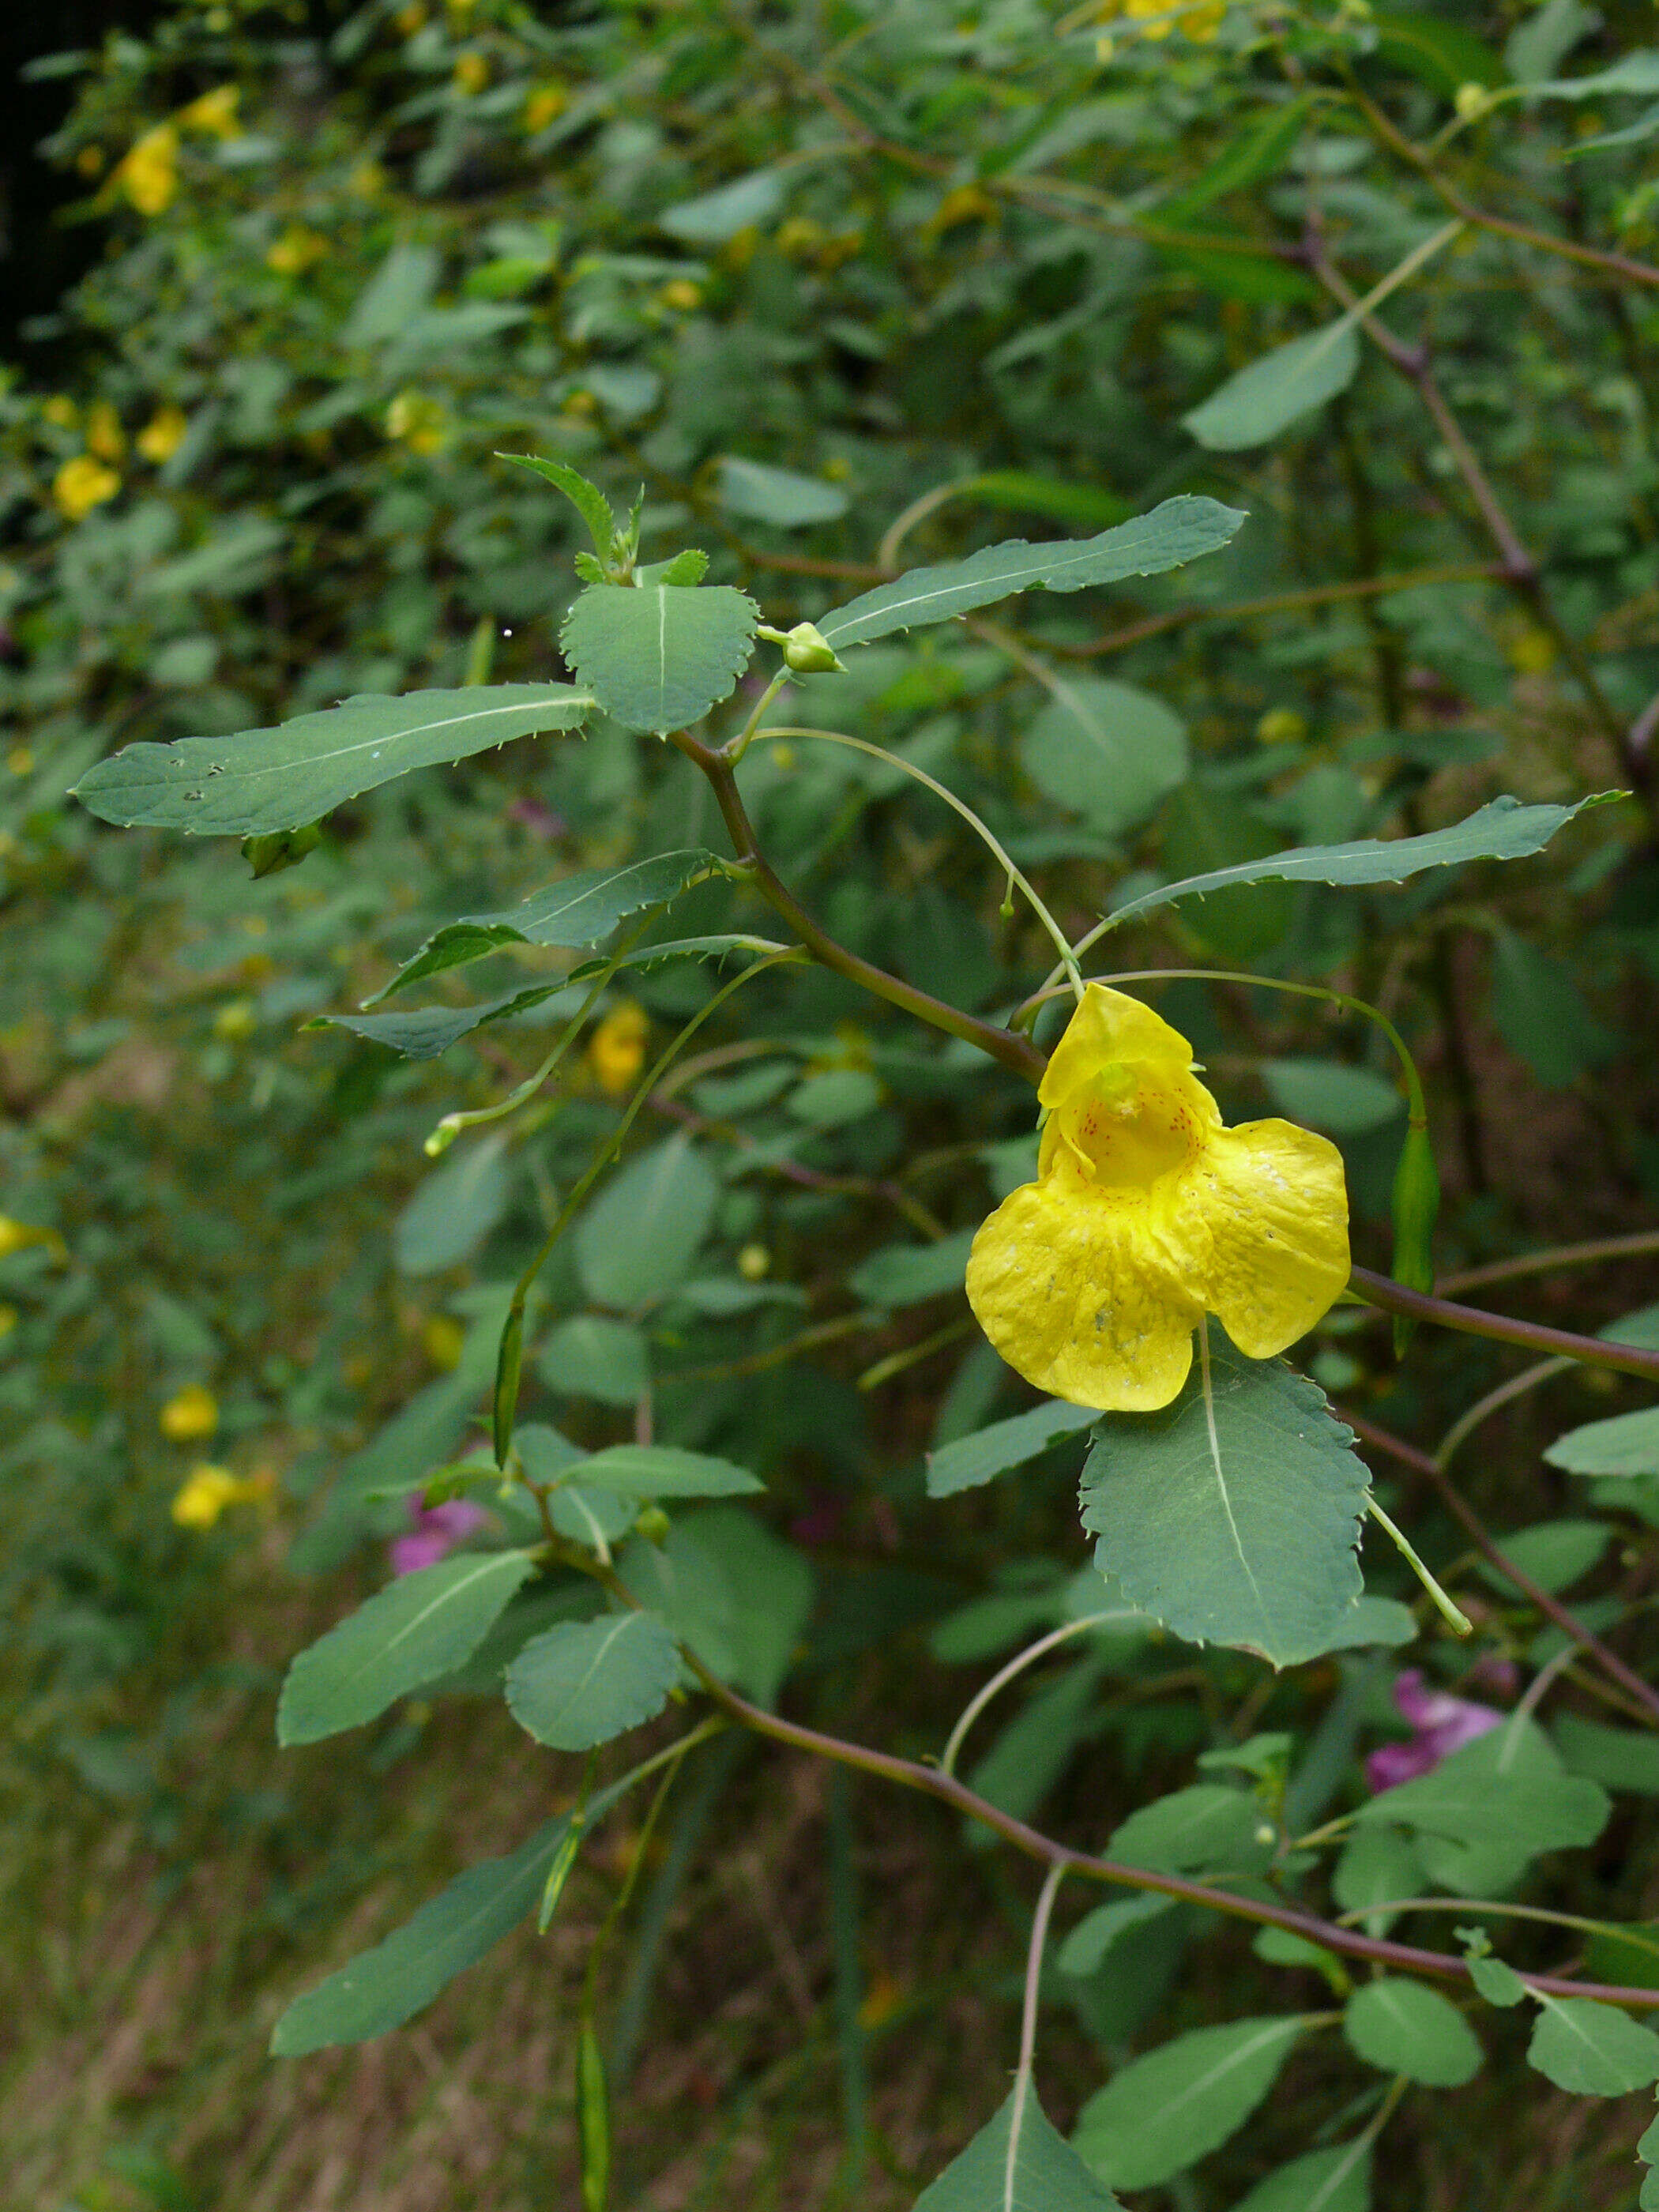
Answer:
[[1038, 982, 1197, 1111], [1174, 1116, 1350, 1359], [965, 1169, 1202, 1411]]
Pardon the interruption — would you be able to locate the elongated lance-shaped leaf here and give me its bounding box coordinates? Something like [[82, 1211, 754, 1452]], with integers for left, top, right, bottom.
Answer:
[[927, 1399, 1100, 1499], [912, 2086, 1127, 2211], [367, 848, 729, 1003], [1079, 1334, 1367, 1668], [497, 452, 616, 559], [1183, 323, 1361, 451], [73, 684, 596, 837], [1103, 792, 1617, 931], [270, 1775, 632, 2054], [277, 1549, 537, 1744], [560, 582, 759, 733], [815, 496, 1246, 650], [1073, 2016, 1307, 2192]]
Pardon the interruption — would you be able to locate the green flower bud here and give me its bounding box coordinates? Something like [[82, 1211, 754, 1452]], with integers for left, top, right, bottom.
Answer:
[[781, 621, 846, 675], [634, 1503, 672, 1544]]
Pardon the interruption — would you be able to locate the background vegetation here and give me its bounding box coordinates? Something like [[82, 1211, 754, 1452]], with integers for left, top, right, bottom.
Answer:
[[4, 0, 1659, 2206]]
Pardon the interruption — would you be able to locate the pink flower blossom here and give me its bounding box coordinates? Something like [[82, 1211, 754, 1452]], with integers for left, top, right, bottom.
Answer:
[[389, 1495, 487, 1576], [1365, 1668, 1505, 1793]]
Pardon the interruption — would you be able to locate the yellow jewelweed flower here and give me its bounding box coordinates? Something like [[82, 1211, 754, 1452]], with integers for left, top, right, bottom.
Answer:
[[177, 85, 240, 139], [42, 395, 78, 429], [266, 227, 328, 275], [171, 1463, 268, 1528], [0, 1216, 66, 1262], [117, 125, 179, 216], [386, 389, 450, 454], [85, 401, 126, 463], [589, 1000, 650, 1096], [522, 82, 569, 132], [453, 51, 490, 95], [160, 1382, 219, 1443], [966, 985, 1349, 1412], [137, 404, 188, 464], [53, 455, 121, 521]]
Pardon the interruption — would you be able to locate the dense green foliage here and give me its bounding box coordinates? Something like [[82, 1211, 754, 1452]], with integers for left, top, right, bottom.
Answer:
[[8, 0, 1659, 2204]]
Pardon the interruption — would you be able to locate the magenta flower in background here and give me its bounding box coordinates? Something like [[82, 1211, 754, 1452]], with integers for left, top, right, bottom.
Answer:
[[390, 1495, 487, 1576], [1365, 1668, 1506, 1793]]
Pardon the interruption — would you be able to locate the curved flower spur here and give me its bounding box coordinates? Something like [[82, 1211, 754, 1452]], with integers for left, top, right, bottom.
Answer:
[[966, 984, 1351, 1410]]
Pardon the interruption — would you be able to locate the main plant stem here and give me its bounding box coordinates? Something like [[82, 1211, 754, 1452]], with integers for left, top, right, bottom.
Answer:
[[669, 728, 1047, 1084]]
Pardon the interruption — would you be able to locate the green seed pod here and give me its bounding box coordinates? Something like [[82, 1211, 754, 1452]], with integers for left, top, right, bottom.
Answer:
[[577, 2019, 611, 2212], [1390, 1119, 1439, 1357], [240, 819, 322, 878], [492, 1303, 525, 1468], [634, 1503, 672, 1546]]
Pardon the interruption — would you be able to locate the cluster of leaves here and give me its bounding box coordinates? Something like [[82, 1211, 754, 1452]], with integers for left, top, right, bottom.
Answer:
[[6, 0, 1659, 2206]]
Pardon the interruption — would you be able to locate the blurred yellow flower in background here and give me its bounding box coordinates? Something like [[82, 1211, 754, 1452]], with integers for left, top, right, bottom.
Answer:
[[171, 1464, 269, 1528], [117, 125, 179, 216], [177, 85, 240, 138], [53, 455, 121, 520], [85, 402, 126, 463], [423, 1314, 466, 1371], [160, 1382, 220, 1443], [966, 985, 1349, 1411], [42, 395, 78, 429], [453, 51, 490, 95], [137, 405, 189, 464], [589, 1001, 650, 1095], [386, 389, 450, 454], [0, 1216, 67, 1262], [522, 82, 569, 132], [266, 227, 328, 275]]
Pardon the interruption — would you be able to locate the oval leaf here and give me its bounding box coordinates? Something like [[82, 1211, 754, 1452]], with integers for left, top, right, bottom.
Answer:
[[277, 1550, 536, 1746], [1074, 2016, 1306, 2191], [1343, 1978, 1484, 2086], [716, 457, 849, 527], [1021, 676, 1190, 837], [1183, 324, 1361, 450], [1079, 1337, 1368, 1668], [927, 1398, 1100, 1499], [576, 1133, 719, 1309], [505, 1611, 680, 1750], [1527, 1996, 1659, 2096], [73, 685, 595, 837], [1228, 2141, 1372, 2212], [560, 582, 758, 734]]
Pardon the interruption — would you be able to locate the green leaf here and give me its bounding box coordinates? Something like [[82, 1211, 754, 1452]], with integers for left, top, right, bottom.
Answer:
[[968, 1655, 1113, 1834], [1334, 1827, 1424, 1936], [343, 241, 441, 345], [1183, 325, 1361, 451], [1021, 677, 1189, 837], [1078, 1338, 1368, 1668], [1342, 1978, 1483, 2086], [849, 1228, 978, 1309], [576, 1133, 719, 1308], [504, 1611, 680, 1750], [538, 1314, 650, 1406], [568, 1445, 764, 1499], [393, 1134, 513, 1275], [1261, 1059, 1403, 1136], [1488, 925, 1618, 1088], [816, 497, 1247, 650], [913, 2086, 1127, 2211], [1472, 1517, 1608, 1595], [715, 457, 849, 527], [559, 583, 758, 735], [1527, 48, 1659, 97], [73, 685, 596, 837], [687, 1505, 815, 1708], [277, 1551, 537, 1745], [658, 169, 784, 242], [1469, 1954, 1529, 2007], [1059, 1894, 1182, 1979], [496, 452, 615, 558], [1545, 1405, 1659, 1477], [1165, 96, 1312, 220], [927, 1399, 1100, 1499], [954, 471, 1134, 530], [1352, 1724, 1610, 1890], [1368, 9, 1508, 94], [1527, 1996, 1659, 2096], [310, 980, 580, 1059], [1105, 1784, 1276, 1877], [1505, 0, 1599, 84], [367, 849, 727, 1003], [1227, 2142, 1372, 2212], [1074, 2016, 1306, 2191], [270, 1790, 626, 2054], [1554, 1714, 1659, 1796], [1105, 793, 1615, 932]]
